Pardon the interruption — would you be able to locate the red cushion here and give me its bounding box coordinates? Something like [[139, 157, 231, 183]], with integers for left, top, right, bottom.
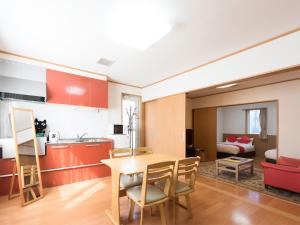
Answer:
[[227, 136, 237, 142], [238, 135, 251, 144], [277, 156, 300, 167]]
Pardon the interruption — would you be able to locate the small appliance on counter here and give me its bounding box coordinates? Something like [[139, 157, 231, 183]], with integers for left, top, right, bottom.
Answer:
[[108, 124, 126, 135], [107, 124, 129, 148], [48, 131, 59, 143]]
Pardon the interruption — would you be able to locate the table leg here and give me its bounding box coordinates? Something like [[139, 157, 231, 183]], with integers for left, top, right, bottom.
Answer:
[[235, 165, 239, 182], [105, 169, 122, 225]]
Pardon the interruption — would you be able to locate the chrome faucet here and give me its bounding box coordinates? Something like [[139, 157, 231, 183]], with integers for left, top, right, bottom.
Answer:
[[76, 132, 88, 142]]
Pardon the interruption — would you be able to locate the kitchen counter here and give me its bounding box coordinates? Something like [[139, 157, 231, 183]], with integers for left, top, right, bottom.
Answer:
[[0, 138, 113, 195], [47, 138, 113, 145]]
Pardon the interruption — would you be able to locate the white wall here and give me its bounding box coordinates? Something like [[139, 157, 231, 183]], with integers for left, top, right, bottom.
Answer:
[[216, 102, 277, 142], [191, 79, 300, 159], [142, 31, 300, 102], [0, 82, 141, 139]]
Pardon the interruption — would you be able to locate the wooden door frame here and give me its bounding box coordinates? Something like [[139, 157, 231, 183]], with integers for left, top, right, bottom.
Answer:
[[192, 99, 279, 159]]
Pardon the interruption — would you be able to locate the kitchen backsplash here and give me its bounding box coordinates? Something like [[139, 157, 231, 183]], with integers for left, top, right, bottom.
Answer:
[[0, 100, 109, 139]]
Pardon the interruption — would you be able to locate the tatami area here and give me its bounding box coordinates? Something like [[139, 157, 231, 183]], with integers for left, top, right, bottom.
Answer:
[[0, 175, 299, 225]]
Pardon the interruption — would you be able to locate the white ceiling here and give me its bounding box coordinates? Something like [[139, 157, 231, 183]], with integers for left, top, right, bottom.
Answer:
[[0, 0, 299, 87], [187, 67, 300, 98]]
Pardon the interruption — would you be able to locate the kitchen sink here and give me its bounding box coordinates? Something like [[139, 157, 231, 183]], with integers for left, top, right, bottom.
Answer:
[[50, 138, 109, 144], [76, 138, 105, 143]]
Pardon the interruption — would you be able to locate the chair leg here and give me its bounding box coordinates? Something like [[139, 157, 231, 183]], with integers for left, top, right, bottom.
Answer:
[[185, 195, 192, 218], [172, 197, 176, 222], [140, 207, 144, 225], [128, 199, 135, 222], [159, 203, 167, 225]]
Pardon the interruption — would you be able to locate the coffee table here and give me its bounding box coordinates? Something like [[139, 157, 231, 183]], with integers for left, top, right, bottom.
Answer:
[[216, 157, 254, 182]]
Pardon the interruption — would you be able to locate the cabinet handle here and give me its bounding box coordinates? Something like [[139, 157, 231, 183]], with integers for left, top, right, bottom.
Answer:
[[86, 144, 100, 147], [51, 145, 69, 149]]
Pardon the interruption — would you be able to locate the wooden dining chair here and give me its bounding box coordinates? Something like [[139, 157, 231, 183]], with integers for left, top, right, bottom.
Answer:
[[127, 161, 175, 225], [134, 147, 153, 155], [109, 148, 142, 196], [170, 157, 200, 218], [109, 148, 132, 158]]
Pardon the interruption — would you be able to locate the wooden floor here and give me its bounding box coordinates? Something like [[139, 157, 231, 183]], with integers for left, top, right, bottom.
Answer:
[[0, 175, 299, 225]]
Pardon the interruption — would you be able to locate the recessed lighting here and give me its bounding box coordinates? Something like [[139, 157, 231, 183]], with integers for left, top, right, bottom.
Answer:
[[216, 83, 238, 89], [108, 2, 171, 50]]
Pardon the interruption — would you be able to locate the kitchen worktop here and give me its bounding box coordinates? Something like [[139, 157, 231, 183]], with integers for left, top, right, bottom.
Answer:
[[47, 138, 113, 145]]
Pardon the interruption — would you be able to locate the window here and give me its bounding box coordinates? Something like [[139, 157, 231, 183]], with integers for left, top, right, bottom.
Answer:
[[122, 94, 141, 149], [247, 109, 261, 134]]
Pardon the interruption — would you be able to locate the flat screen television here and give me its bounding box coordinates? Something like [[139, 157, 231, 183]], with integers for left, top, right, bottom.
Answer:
[[186, 129, 193, 146]]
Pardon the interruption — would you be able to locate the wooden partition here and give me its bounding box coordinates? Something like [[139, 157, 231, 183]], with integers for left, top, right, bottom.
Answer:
[[144, 93, 186, 158], [193, 107, 217, 160]]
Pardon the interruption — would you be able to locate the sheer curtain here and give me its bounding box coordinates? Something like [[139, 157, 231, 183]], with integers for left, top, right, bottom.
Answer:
[[259, 108, 267, 139]]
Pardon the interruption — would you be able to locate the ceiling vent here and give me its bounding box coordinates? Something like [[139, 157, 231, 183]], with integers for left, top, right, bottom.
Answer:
[[97, 58, 115, 67]]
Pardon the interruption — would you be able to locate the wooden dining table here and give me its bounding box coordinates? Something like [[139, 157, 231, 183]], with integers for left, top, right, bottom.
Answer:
[[101, 153, 181, 225]]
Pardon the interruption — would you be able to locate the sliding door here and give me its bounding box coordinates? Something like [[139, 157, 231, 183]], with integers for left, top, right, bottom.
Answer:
[[193, 107, 217, 160], [144, 93, 186, 157]]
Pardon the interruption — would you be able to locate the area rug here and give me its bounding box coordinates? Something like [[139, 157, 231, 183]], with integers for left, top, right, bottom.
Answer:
[[198, 161, 300, 204]]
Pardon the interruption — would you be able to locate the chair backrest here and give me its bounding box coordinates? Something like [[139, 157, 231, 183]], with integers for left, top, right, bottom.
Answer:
[[174, 157, 200, 192], [141, 161, 175, 205], [109, 148, 132, 158], [134, 147, 153, 155]]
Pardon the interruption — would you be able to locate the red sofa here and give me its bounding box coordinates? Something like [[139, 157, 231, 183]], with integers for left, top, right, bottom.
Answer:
[[261, 156, 300, 193]]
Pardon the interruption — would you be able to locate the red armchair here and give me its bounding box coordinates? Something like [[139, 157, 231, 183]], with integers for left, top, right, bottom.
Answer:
[[261, 156, 300, 193]]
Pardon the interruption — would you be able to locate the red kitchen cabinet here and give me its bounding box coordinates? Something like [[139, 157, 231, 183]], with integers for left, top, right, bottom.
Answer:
[[71, 164, 110, 183], [46, 69, 71, 105], [68, 76, 89, 106], [0, 176, 19, 196], [0, 142, 113, 195], [89, 79, 108, 108], [46, 69, 108, 108], [40, 144, 72, 170], [71, 142, 112, 166], [72, 143, 101, 166], [98, 142, 111, 160], [101, 164, 111, 177], [42, 169, 72, 187], [0, 159, 15, 175]]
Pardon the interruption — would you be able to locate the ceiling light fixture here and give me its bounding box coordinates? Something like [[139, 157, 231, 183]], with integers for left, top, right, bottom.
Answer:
[[108, 2, 171, 50], [216, 83, 238, 89]]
